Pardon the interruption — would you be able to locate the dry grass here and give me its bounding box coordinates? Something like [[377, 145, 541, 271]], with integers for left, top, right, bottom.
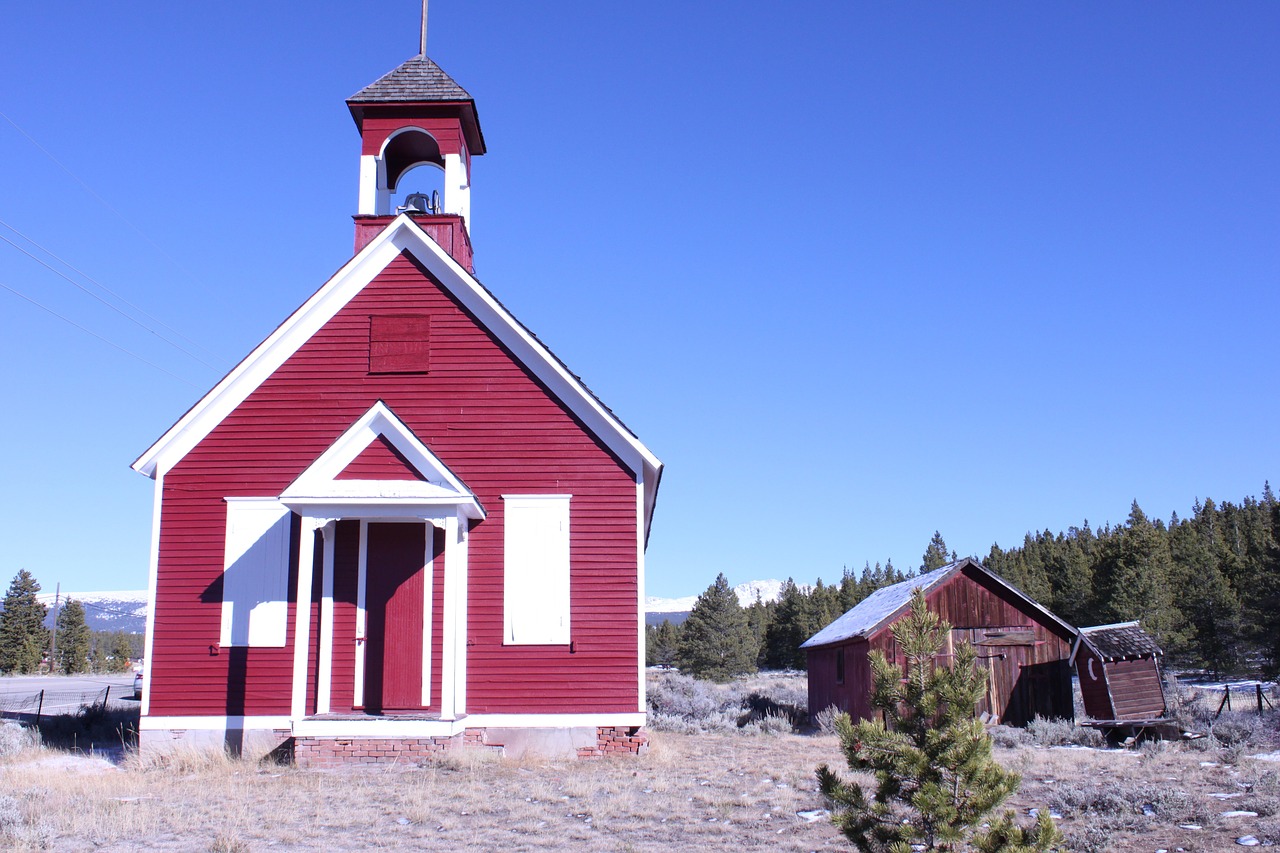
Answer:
[[0, 730, 853, 851], [1, 674, 1276, 851]]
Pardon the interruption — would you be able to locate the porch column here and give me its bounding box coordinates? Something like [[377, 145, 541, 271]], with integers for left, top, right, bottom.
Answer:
[[316, 521, 337, 714], [291, 516, 333, 719], [440, 513, 468, 720]]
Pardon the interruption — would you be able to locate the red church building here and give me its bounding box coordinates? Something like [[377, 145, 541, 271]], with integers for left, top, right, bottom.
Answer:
[[131, 51, 662, 764]]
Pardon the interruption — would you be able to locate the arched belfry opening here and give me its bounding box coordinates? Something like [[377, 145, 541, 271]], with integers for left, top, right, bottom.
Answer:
[[347, 55, 486, 227], [382, 128, 447, 214], [383, 127, 443, 188]]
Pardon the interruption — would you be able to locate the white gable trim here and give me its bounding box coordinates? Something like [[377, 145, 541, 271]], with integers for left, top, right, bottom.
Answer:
[[130, 216, 661, 532], [278, 401, 483, 520]]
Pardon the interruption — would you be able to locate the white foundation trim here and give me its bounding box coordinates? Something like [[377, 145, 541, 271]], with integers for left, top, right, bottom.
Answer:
[[140, 715, 292, 731], [461, 713, 647, 728], [290, 712, 646, 740], [141, 473, 164, 716]]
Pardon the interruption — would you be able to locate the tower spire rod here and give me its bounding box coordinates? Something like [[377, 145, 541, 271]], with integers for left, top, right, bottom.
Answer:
[[419, 0, 428, 56]]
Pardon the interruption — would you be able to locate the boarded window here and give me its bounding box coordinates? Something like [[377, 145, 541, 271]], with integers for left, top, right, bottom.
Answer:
[[369, 314, 430, 373], [503, 495, 571, 645], [835, 648, 845, 684], [220, 500, 292, 647]]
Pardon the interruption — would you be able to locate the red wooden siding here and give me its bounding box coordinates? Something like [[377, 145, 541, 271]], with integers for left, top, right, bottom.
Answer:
[[335, 435, 426, 481], [330, 520, 361, 713], [150, 251, 638, 716], [1076, 646, 1113, 720], [807, 567, 1074, 726], [353, 215, 474, 272], [1104, 659, 1166, 719]]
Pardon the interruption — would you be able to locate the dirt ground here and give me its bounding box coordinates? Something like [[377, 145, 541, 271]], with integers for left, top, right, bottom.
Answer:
[[1, 729, 1278, 852]]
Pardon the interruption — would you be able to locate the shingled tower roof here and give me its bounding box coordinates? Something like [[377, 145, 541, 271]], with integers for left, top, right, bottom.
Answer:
[[346, 56, 486, 154], [348, 55, 473, 104]]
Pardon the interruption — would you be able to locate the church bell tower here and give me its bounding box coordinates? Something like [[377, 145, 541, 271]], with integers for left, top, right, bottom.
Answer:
[[346, 32, 485, 270]]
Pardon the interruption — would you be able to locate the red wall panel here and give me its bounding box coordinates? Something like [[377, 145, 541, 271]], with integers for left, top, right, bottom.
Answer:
[[150, 251, 639, 717]]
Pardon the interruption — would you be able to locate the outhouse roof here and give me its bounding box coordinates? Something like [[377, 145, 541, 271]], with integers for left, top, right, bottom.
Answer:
[[1076, 621, 1163, 662]]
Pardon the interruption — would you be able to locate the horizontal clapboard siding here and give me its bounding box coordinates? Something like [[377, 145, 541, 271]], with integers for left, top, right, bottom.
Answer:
[[150, 252, 639, 716]]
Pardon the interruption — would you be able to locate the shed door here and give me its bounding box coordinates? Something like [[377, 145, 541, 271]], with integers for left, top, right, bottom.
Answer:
[[364, 522, 427, 713]]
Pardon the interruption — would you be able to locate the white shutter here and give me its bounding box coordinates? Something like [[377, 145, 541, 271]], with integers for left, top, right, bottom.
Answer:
[[220, 500, 292, 647], [503, 495, 571, 645]]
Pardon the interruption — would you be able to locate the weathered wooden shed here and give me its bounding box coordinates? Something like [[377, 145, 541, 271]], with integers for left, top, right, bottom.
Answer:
[[1070, 622, 1167, 722], [802, 558, 1077, 727]]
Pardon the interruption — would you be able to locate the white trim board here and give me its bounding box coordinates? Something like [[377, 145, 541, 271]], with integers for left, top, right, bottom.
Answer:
[[130, 215, 661, 533]]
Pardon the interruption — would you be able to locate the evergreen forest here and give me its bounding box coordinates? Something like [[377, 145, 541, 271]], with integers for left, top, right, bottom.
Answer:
[[651, 485, 1280, 681]]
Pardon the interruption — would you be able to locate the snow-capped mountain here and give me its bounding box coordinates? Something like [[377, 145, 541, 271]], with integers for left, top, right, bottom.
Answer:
[[645, 579, 791, 625], [36, 590, 148, 633]]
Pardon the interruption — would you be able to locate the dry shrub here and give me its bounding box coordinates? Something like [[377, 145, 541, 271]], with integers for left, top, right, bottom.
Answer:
[[0, 722, 39, 759], [646, 671, 809, 734], [812, 704, 843, 735], [988, 724, 1033, 749], [0, 792, 52, 849], [1027, 716, 1105, 748]]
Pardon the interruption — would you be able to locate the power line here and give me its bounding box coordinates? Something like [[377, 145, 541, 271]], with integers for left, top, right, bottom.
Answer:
[[0, 108, 211, 291], [0, 230, 222, 373], [0, 279, 200, 388], [0, 217, 227, 368]]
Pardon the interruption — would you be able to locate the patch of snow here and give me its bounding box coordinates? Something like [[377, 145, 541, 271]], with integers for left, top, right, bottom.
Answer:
[[1237, 836, 1261, 847], [646, 578, 790, 614], [1222, 811, 1260, 818], [1249, 751, 1280, 762]]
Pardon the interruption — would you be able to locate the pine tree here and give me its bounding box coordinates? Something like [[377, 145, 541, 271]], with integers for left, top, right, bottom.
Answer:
[[921, 532, 951, 572], [1093, 503, 1184, 647], [817, 589, 1063, 853], [675, 574, 756, 681], [0, 570, 49, 674], [54, 598, 91, 674], [647, 619, 682, 668]]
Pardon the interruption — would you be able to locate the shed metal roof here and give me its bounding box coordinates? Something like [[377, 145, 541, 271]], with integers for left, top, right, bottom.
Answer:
[[800, 557, 1077, 650]]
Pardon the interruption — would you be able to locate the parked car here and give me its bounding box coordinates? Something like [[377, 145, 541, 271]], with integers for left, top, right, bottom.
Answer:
[[133, 670, 143, 701]]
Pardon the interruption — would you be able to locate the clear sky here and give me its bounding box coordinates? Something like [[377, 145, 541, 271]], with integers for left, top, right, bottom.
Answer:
[[1, 2, 1276, 599]]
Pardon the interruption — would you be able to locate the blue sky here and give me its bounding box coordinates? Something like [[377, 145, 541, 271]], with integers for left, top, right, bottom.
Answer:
[[1, 2, 1276, 599]]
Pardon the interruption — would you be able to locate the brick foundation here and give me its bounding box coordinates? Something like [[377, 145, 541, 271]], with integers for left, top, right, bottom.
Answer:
[[294, 734, 463, 768], [577, 726, 649, 759], [292, 725, 649, 766]]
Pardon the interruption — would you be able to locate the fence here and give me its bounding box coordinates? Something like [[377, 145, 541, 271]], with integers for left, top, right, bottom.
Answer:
[[0, 685, 131, 725]]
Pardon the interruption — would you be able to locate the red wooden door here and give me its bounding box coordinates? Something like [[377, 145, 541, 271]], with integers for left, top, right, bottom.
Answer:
[[364, 522, 427, 713]]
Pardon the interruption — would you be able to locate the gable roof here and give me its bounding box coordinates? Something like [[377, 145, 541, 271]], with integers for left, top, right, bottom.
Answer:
[[279, 401, 484, 521], [132, 215, 662, 537], [800, 558, 1076, 650], [1074, 621, 1163, 663]]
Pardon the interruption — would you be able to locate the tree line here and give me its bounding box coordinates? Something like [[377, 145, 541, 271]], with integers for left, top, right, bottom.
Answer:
[[983, 485, 1280, 677], [653, 484, 1280, 682], [647, 532, 955, 680], [0, 569, 141, 675]]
